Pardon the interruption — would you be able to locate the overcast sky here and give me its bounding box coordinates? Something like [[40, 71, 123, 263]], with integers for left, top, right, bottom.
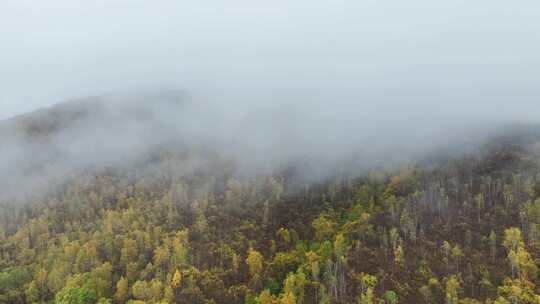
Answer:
[[1, 0, 539, 120]]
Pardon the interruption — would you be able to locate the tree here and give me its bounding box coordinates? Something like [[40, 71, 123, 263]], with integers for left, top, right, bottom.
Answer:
[[502, 227, 537, 280], [246, 248, 264, 282], [451, 245, 463, 272], [478, 269, 494, 298], [503, 228, 524, 252], [163, 285, 174, 303], [419, 285, 431, 303], [280, 292, 296, 304], [150, 278, 163, 302], [277, 228, 291, 246], [171, 230, 189, 269], [394, 243, 404, 266], [355, 185, 375, 210], [89, 262, 112, 299], [445, 276, 460, 304], [495, 278, 539, 304], [528, 223, 540, 246], [354, 272, 378, 304], [75, 247, 92, 273], [25, 281, 39, 304], [121, 239, 138, 266], [257, 289, 278, 304], [312, 214, 336, 241], [153, 245, 170, 278], [382, 290, 398, 304], [358, 287, 375, 304], [126, 263, 139, 283], [34, 267, 48, 301], [515, 246, 537, 280], [55, 287, 97, 304], [357, 273, 378, 296], [114, 277, 129, 303], [442, 241, 452, 270], [333, 234, 348, 258], [132, 280, 150, 301], [47, 263, 67, 295], [389, 228, 399, 251], [489, 230, 497, 260], [171, 270, 182, 290], [283, 271, 307, 304], [306, 251, 321, 282]]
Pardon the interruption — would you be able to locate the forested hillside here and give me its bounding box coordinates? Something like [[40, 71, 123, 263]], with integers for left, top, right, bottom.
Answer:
[[2, 102, 540, 304]]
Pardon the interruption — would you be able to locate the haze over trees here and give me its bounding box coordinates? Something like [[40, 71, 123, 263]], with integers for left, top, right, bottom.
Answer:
[[2, 0, 540, 303], [2, 98, 540, 303]]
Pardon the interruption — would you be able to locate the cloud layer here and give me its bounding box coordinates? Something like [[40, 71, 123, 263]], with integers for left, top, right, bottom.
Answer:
[[1, 1, 540, 200]]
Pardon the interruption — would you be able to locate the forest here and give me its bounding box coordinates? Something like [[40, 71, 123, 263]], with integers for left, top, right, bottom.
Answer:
[[2, 104, 540, 304], [2, 0, 539, 302]]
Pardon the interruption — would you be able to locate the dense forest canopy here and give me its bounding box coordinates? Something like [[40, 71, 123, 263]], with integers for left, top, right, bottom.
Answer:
[[2, 96, 540, 304]]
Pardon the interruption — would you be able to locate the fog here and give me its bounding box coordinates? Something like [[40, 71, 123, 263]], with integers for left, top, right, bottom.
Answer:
[[2, 0, 540, 118], [1, 0, 540, 199]]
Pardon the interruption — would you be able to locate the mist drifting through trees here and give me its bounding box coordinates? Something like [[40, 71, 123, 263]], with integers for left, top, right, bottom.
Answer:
[[2, 1, 540, 304]]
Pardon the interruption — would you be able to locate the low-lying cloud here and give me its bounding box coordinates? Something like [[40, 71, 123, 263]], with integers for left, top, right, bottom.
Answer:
[[1, 0, 540, 200], [0, 90, 533, 202]]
